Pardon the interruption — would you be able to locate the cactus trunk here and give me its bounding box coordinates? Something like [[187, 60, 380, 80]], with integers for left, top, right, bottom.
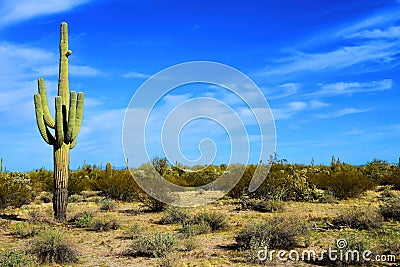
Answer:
[[53, 145, 69, 221], [33, 22, 84, 222]]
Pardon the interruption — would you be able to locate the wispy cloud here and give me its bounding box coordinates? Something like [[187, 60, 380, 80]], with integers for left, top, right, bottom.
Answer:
[[316, 108, 370, 119], [258, 6, 400, 79], [337, 9, 400, 39], [264, 83, 300, 99], [260, 41, 400, 77], [309, 79, 393, 97], [344, 26, 400, 39], [122, 71, 150, 79], [0, 0, 92, 27], [272, 101, 308, 120], [309, 100, 330, 109]]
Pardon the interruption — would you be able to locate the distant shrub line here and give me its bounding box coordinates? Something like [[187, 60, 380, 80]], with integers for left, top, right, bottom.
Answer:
[[1, 158, 399, 211]]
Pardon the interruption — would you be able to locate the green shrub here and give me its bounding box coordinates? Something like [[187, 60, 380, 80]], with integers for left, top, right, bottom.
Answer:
[[178, 211, 228, 236], [180, 221, 211, 237], [308, 164, 376, 199], [132, 167, 177, 212], [69, 165, 101, 194], [0, 172, 35, 210], [93, 170, 138, 201], [28, 168, 53, 193], [99, 198, 116, 211], [156, 253, 178, 267], [72, 211, 94, 228], [28, 228, 78, 264], [182, 236, 198, 251], [158, 206, 189, 225], [334, 207, 383, 230], [236, 216, 307, 250], [68, 194, 83, 203], [380, 198, 400, 221], [126, 231, 177, 258], [10, 222, 38, 238], [189, 210, 228, 232], [126, 223, 145, 239], [92, 215, 119, 232], [0, 250, 35, 267]]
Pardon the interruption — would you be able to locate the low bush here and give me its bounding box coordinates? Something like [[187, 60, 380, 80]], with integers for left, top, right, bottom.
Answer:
[[28, 168, 53, 193], [380, 198, 400, 221], [93, 170, 138, 201], [236, 216, 307, 250], [99, 198, 116, 211], [0, 172, 35, 210], [334, 207, 383, 230], [180, 221, 211, 237], [72, 211, 94, 228], [28, 228, 78, 264], [158, 206, 190, 225], [92, 215, 119, 232], [126, 231, 177, 258], [68, 194, 83, 203], [190, 210, 228, 232], [126, 223, 145, 239], [10, 222, 38, 238], [0, 250, 35, 267], [308, 164, 376, 199], [182, 236, 198, 251]]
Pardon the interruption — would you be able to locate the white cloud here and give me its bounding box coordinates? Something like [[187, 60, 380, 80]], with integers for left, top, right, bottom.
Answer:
[[311, 79, 393, 97], [337, 9, 400, 39], [271, 101, 308, 120], [344, 26, 400, 39], [0, 0, 91, 27], [264, 83, 300, 99], [260, 41, 400, 77], [122, 71, 150, 79], [316, 108, 370, 119], [309, 100, 330, 109]]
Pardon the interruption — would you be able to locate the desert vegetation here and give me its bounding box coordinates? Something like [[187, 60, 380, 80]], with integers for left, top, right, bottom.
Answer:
[[0, 157, 399, 266]]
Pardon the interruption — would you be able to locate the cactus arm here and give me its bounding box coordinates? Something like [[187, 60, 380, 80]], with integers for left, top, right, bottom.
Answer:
[[65, 91, 77, 143], [34, 94, 56, 145], [70, 138, 77, 149], [55, 96, 64, 148], [73, 92, 84, 140], [38, 78, 56, 128]]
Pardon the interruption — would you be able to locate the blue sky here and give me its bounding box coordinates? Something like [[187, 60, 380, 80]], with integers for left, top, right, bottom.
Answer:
[[0, 0, 399, 171]]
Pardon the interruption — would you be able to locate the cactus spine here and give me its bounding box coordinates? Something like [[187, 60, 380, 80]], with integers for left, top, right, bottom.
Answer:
[[33, 22, 84, 222]]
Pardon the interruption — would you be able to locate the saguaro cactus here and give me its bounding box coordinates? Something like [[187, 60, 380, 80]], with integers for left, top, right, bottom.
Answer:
[[106, 162, 113, 177], [33, 22, 84, 222]]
